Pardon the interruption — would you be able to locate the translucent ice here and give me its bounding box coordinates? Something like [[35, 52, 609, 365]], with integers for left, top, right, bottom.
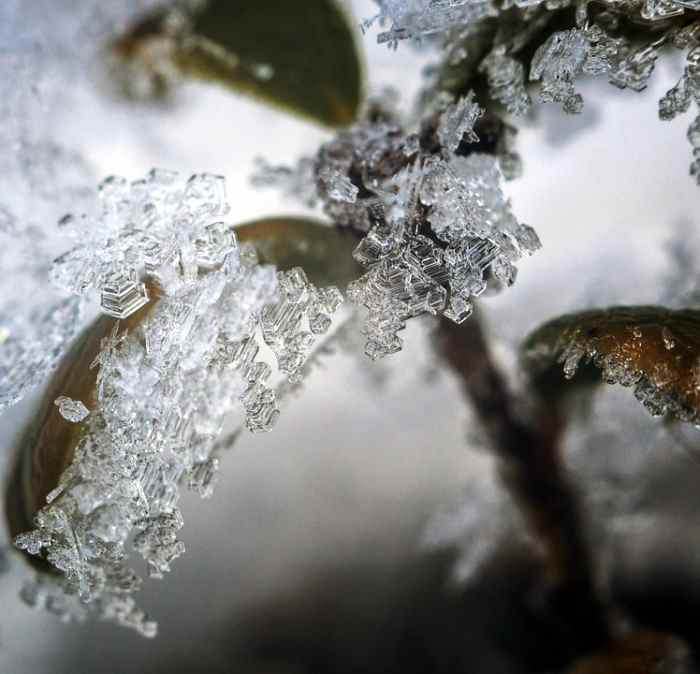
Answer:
[[54, 396, 89, 423]]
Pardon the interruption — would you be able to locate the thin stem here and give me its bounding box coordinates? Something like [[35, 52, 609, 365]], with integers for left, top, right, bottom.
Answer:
[[437, 312, 610, 651]]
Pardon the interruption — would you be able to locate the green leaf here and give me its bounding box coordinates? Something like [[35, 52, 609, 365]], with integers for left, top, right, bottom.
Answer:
[[521, 306, 700, 423], [235, 216, 362, 287], [112, 0, 365, 126]]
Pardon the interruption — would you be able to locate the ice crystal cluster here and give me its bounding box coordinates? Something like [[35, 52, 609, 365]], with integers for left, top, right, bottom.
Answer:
[[13, 170, 343, 635], [0, 0, 168, 413], [254, 94, 540, 359], [365, 0, 700, 182]]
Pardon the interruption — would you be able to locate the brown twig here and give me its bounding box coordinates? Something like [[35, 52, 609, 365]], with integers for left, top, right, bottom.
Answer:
[[437, 312, 610, 653]]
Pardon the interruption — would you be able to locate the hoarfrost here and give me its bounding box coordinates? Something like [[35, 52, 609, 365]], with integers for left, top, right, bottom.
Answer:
[[437, 91, 483, 152], [253, 97, 540, 360], [13, 171, 344, 635], [364, 0, 700, 184], [478, 48, 531, 116], [530, 30, 589, 114]]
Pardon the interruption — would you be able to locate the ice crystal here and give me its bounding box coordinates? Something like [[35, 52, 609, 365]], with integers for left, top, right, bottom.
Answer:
[[254, 99, 540, 360], [659, 47, 700, 184], [530, 30, 589, 114], [608, 39, 662, 92], [364, 0, 700, 186], [437, 91, 483, 152], [13, 170, 343, 635], [100, 269, 150, 320], [365, 0, 498, 47], [261, 268, 343, 381], [54, 396, 90, 423], [479, 48, 531, 116]]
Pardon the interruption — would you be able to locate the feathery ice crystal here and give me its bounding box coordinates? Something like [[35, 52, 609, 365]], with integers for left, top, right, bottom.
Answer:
[[365, 1, 700, 184], [13, 170, 343, 635], [254, 92, 540, 359]]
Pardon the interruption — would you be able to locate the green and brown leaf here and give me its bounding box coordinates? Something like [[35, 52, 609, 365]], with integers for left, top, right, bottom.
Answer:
[[111, 0, 364, 127], [521, 306, 700, 423]]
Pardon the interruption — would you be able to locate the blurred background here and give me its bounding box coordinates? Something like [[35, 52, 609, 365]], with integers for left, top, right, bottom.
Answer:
[[1, 1, 700, 672]]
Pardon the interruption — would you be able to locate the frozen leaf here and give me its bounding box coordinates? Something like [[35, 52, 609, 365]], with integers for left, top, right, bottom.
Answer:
[[8, 172, 345, 635], [522, 306, 700, 424]]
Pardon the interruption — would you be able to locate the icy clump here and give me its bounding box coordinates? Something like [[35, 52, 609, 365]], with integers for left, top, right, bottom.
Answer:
[[253, 96, 540, 360], [527, 23, 663, 111], [13, 170, 343, 636], [54, 396, 90, 423]]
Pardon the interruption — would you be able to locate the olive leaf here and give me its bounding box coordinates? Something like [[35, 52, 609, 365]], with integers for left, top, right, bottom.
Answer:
[[111, 0, 364, 127], [236, 216, 361, 287], [521, 306, 700, 424], [6, 217, 359, 567]]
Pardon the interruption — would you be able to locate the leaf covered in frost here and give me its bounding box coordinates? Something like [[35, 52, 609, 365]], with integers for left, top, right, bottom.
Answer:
[[522, 306, 700, 424]]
